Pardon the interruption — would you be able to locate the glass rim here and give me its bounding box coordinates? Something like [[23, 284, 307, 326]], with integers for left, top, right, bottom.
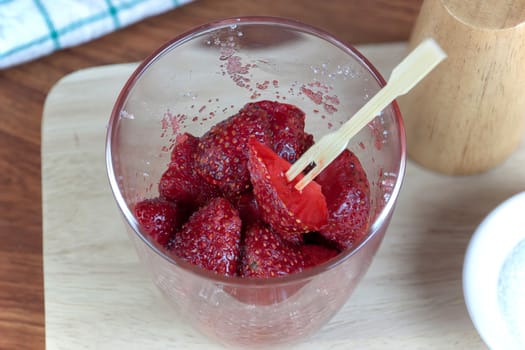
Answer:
[[105, 16, 407, 287]]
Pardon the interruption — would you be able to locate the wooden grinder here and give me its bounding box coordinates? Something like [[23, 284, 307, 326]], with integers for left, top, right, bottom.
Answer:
[[398, 0, 525, 174]]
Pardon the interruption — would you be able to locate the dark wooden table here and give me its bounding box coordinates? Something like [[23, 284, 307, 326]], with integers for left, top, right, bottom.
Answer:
[[0, 1, 422, 348]]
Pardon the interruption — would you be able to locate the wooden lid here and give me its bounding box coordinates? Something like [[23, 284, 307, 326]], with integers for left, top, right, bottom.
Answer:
[[442, 0, 525, 29]]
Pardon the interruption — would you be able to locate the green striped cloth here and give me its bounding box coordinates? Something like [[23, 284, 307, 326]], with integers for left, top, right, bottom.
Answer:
[[0, 0, 192, 69]]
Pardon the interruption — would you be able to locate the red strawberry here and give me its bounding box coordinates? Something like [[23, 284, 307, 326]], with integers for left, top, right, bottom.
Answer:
[[247, 139, 328, 243], [171, 197, 242, 276], [159, 133, 219, 207], [301, 244, 340, 268], [194, 103, 272, 196], [315, 149, 371, 249], [302, 132, 315, 151], [240, 223, 305, 278], [230, 191, 261, 224], [248, 100, 307, 163], [134, 198, 186, 246]]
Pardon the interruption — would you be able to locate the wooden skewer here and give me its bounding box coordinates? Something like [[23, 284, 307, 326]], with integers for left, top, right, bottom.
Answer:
[[286, 38, 447, 191]]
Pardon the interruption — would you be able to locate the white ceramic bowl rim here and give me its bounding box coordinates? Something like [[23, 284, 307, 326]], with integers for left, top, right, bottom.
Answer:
[[463, 191, 525, 349]]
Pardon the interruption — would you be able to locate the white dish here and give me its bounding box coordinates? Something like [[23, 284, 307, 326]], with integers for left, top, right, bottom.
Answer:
[[463, 191, 525, 350]]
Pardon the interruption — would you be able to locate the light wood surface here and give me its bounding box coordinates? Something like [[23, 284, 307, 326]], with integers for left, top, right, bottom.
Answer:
[[0, 2, 424, 349], [398, 0, 525, 174], [40, 42, 525, 349]]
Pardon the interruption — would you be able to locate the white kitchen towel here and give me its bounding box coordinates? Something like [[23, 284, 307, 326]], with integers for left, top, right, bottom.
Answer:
[[0, 0, 193, 69]]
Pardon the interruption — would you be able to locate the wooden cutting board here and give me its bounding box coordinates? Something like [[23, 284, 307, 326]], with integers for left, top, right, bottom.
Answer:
[[43, 42, 523, 349]]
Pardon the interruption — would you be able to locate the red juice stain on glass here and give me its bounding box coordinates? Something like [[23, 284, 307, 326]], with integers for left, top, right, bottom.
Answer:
[[160, 111, 183, 138], [300, 86, 323, 105]]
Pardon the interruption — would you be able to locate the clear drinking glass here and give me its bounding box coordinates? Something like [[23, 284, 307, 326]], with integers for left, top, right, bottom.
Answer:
[[106, 17, 406, 347]]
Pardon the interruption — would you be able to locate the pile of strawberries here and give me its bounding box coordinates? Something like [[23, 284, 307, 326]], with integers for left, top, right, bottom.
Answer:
[[134, 100, 370, 278]]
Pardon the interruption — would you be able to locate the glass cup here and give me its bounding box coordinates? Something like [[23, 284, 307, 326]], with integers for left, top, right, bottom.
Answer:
[[106, 17, 406, 347]]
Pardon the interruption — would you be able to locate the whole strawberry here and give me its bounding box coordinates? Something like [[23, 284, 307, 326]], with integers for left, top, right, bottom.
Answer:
[[248, 100, 307, 163], [247, 139, 328, 243], [194, 103, 272, 196], [315, 149, 371, 249], [134, 198, 186, 246], [240, 223, 305, 278], [159, 133, 219, 207], [302, 132, 315, 152], [301, 244, 340, 268], [171, 197, 242, 276]]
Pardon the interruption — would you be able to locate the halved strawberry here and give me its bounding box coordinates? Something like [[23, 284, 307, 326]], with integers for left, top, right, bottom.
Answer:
[[315, 149, 371, 249], [171, 197, 242, 276], [247, 139, 328, 243], [194, 103, 272, 196], [240, 223, 305, 278], [248, 100, 307, 163], [134, 198, 186, 246], [159, 132, 219, 207]]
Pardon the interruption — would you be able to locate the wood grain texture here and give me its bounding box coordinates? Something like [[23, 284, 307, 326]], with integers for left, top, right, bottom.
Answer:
[[0, 1, 422, 349], [398, 0, 525, 174], [40, 43, 519, 349]]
